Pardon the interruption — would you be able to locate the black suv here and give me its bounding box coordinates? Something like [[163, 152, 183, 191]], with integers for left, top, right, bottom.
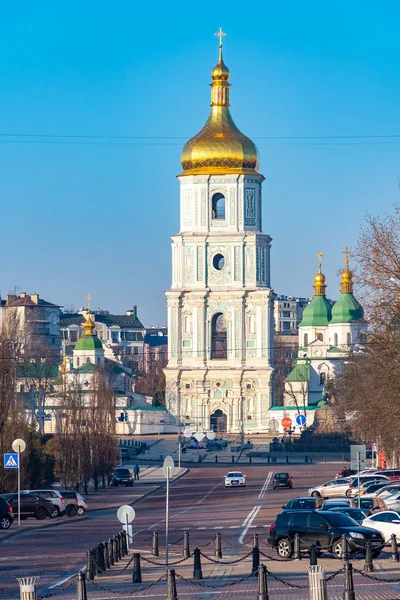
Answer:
[[273, 473, 292, 489], [1, 493, 54, 520], [283, 497, 317, 511], [268, 510, 384, 559], [0, 497, 14, 529], [112, 468, 134, 487]]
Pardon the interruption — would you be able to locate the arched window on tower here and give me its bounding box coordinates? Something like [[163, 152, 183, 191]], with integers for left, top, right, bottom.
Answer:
[[77, 357, 80, 367], [304, 333, 308, 347], [319, 372, 326, 385], [347, 332, 352, 346], [211, 313, 227, 359], [212, 193, 226, 220], [317, 333, 323, 342], [333, 333, 338, 347]]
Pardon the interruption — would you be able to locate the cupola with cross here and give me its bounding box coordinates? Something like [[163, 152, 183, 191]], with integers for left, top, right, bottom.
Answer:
[[73, 294, 105, 369]]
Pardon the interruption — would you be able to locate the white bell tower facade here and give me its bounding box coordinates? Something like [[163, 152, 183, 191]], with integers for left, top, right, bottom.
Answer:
[[164, 33, 274, 434]]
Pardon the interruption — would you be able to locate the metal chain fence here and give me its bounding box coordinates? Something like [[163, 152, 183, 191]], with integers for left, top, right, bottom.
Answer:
[[199, 549, 253, 565], [88, 574, 166, 595], [176, 571, 255, 589]]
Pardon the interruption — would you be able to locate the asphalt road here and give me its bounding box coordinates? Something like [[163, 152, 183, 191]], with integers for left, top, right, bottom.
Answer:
[[0, 461, 336, 596]]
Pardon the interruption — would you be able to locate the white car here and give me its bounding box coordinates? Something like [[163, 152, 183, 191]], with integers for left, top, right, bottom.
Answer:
[[362, 510, 400, 543], [224, 472, 246, 487], [308, 478, 350, 498]]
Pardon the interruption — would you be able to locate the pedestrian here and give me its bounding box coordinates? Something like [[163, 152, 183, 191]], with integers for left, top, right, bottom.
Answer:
[[133, 464, 140, 480]]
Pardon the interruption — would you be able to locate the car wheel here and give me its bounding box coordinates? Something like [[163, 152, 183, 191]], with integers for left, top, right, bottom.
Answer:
[[0, 516, 12, 529], [77, 507, 85, 516], [331, 539, 343, 559], [277, 538, 293, 559], [311, 491, 321, 498], [66, 505, 77, 517], [35, 507, 47, 520], [50, 507, 60, 519]]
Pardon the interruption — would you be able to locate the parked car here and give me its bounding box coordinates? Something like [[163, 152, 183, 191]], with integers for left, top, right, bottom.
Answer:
[[372, 484, 400, 508], [376, 469, 400, 480], [362, 510, 400, 543], [322, 498, 355, 510], [325, 507, 368, 525], [76, 493, 88, 515], [0, 497, 14, 529], [57, 489, 79, 517], [308, 478, 350, 498], [283, 497, 317, 511], [0, 493, 54, 520], [24, 489, 65, 517], [346, 475, 389, 497], [112, 468, 134, 487], [359, 482, 391, 498], [268, 510, 384, 559], [379, 489, 400, 511], [336, 469, 357, 479], [273, 473, 292, 489], [224, 472, 246, 487]]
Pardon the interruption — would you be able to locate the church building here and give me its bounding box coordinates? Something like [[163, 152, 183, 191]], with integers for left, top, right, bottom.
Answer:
[[272, 252, 366, 430], [164, 31, 274, 434]]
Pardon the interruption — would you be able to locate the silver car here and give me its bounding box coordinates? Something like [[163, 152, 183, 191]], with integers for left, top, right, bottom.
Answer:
[[308, 478, 350, 498]]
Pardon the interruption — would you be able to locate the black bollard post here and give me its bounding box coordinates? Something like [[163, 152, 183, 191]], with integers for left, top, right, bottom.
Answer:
[[252, 546, 260, 574], [257, 564, 269, 600], [342, 535, 350, 563], [364, 541, 374, 572], [232, 456, 234, 463], [183, 531, 190, 559], [391, 533, 399, 562], [113, 536, 119, 563], [294, 533, 301, 560], [86, 551, 94, 581], [253, 533, 259, 549], [166, 569, 178, 600], [309, 544, 317, 566], [286, 455, 289, 463], [109, 538, 115, 566], [77, 572, 87, 600], [343, 560, 355, 600], [91, 549, 98, 577], [132, 553, 142, 583], [152, 531, 159, 557], [215, 455, 218, 463], [215, 533, 222, 559], [193, 547, 203, 580], [117, 533, 122, 560], [98, 543, 105, 572], [249, 456, 252, 464], [267, 456, 270, 464], [104, 541, 110, 570]]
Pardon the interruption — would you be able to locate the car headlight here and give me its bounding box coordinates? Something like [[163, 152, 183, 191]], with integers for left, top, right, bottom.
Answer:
[[349, 532, 364, 539]]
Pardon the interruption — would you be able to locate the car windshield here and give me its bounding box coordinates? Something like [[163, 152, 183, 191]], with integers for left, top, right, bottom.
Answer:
[[115, 469, 131, 476], [227, 473, 242, 477], [325, 513, 359, 527], [289, 499, 315, 509], [275, 473, 289, 479]]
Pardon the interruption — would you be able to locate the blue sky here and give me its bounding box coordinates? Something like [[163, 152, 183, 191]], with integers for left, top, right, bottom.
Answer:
[[0, 1, 399, 325]]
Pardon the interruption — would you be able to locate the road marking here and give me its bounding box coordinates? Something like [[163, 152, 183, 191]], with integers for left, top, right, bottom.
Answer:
[[48, 565, 85, 589], [238, 471, 273, 544]]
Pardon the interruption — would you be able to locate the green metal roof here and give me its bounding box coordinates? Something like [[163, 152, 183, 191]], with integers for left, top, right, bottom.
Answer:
[[299, 296, 332, 327], [286, 362, 311, 382], [330, 292, 364, 324], [74, 335, 103, 351], [269, 405, 317, 411]]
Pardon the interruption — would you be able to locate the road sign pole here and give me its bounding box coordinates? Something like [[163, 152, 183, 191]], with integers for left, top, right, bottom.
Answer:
[[178, 442, 181, 470], [17, 447, 20, 527], [166, 466, 170, 569], [357, 452, 361, 509]]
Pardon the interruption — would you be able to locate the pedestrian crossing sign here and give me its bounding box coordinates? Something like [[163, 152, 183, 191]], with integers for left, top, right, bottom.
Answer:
[[4, 453, 19, 468]]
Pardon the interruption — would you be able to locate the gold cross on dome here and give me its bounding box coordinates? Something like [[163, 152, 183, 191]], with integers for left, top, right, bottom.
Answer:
[[87, 293, 92, 312], [343, 247, 350, 268], [317, 251, 324, 268], [215, 27, 226, 48]]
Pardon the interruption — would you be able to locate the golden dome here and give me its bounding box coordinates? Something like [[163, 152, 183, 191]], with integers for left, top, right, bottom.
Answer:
[[180, 31, 259, 176], [313, 252, 327, 296], [340, 248, 354, 293], [82, 310, 95, 336]]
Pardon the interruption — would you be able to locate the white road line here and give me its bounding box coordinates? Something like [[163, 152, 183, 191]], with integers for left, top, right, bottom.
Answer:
[[238, 506, 261, 543], [238, 471, 273, 544], [48, 564, 85, 589]]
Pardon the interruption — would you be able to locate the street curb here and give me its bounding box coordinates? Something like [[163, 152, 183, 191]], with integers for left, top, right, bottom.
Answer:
[[0, 514, 92, 543], [88, 485, 162, 513]]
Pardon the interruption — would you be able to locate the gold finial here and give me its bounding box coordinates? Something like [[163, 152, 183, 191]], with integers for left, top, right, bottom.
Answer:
[[314, 252, 327, 296], [341, 248, 353, 293], [60, 355, 67, 373], [215, 27, 226, 49], [87, 293, 91, 312]]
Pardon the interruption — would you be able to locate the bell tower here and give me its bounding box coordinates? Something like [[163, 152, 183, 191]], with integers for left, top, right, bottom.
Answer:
[[164, 32, 274, 434]]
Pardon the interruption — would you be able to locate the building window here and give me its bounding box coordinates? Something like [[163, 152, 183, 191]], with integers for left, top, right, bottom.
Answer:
[[282, 311, 291, 318], [211, 193, 226, 219], [347, 332, 352, 346], [184, 315, 191, 333], [212, 253, 225, 270], [333, 333, 338, 347], [19, 384, 25, 393], [317, 333, 323, 341], [304, 333, 308, 347], [211, 312, 227, 359], [111, 331, 119, 343], [70, 330, 78, 343], [87, 357, 90, 364], [77, 357, 80, 367], [133, 346, 139, 355], [282, 321, 291, 331], [97, 357, 100, 364], [319, 372, 326, 385]]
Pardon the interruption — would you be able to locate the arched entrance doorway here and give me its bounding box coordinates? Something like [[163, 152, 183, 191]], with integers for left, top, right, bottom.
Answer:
[[210, 409, 227, 432]]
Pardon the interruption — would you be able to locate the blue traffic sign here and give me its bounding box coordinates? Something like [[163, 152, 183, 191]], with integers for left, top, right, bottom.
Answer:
[[4, 453, 19, 468], [295, 414, 307, 426]]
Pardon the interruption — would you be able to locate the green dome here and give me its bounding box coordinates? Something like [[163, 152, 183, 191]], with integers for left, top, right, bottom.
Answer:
[[299, 296, 332, 327], [330, 292, 363, 324], [74, 335, 103, 351]]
